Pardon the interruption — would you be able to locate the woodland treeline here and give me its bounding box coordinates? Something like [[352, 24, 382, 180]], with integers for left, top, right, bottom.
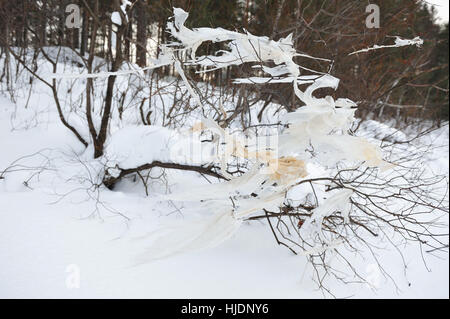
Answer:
[[0, 0, 448, 125]]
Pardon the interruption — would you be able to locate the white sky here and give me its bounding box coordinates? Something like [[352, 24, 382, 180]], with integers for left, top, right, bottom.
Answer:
[[425, 0, 449, 23]]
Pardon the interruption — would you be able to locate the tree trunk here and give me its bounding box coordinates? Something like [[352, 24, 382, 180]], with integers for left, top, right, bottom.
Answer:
[[58, 1, 66, 46], [136, 0, 147, 67], [93, 0, 127, 158], [40, 2, 47, 46], [80, 7, 88, 56]]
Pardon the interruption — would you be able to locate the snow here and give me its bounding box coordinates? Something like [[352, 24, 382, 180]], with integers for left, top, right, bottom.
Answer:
[[103, 124, 219, 171], [111, 12, 122, 26], [111, 0, 131, 26], [104, 125, 175, 168]]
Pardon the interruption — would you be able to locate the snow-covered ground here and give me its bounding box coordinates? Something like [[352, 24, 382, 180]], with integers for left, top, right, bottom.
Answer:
[[0, 96, 448, 298], [0, 45, 448, 298]]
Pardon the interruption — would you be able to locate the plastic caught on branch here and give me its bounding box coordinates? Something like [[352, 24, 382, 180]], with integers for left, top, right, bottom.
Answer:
[[48, 8, 425, 262], [130, 8, 397, 260], [348, 36, 423, 56]]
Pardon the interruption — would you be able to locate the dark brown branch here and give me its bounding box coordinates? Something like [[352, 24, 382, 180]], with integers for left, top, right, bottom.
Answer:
[[103, 161, 228, 189]]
